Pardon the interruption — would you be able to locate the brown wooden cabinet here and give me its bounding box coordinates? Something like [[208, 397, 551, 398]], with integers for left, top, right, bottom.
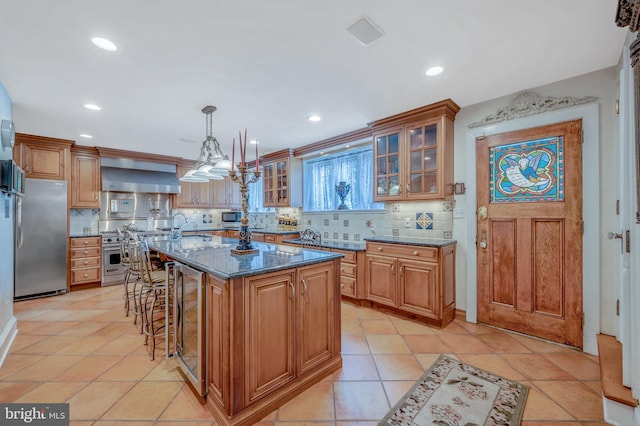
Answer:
[[261, 151, 302, 207], [206, 258, 341, 425], [14, 133, 73, 181], [212, 177, 241, 209], [175, 165, 213, 208], [71, 148, 100, 208], [369, 99, 459, 202], [331, 248, 365, 299], [70, 236, 102, 288], [365, 241, 456, 327]]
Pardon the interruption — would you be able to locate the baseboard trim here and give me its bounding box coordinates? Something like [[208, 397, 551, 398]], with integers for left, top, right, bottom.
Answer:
[[455, 308, 466, 321], [0, 316, 18, 368]]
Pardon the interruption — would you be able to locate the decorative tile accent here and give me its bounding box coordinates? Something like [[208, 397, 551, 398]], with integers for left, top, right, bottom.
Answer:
[[307, 219, 312, 225], [202, 214, 213, 224], [343, 233, 349, 241], [324, 219, 330, 226], [354, 234, 360, 241], [443, 231, 453, 239], [443, 202, 453, 212], [416, 212, 433, 230], [333, 232, 339, 240], [392, 228, 400, 237], [392, 203, 400, 213], [333, 213, 340, 220], [365, 220, 373, 227], [324, 231, 329, 239], [91, 209, 100, 216], [343, 220, 349, 227]]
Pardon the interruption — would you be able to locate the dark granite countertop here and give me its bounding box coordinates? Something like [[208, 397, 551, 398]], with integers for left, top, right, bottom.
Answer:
[[147, 235, 342, 280], [282, 238, 366, 252], [180, 227, 300, 235], [70, 233, 102, 238], [364, 236, 457, 248]]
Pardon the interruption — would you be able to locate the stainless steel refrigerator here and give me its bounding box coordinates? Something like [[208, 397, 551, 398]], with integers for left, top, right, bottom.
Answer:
[[15, 178, 67, 299]]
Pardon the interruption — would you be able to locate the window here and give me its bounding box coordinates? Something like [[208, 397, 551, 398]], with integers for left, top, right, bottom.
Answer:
[[247, 177, 269, 212], [303, 145, 384, 211]]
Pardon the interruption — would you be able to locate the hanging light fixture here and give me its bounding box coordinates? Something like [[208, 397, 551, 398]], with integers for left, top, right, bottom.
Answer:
[[180, 105, 231, 182]]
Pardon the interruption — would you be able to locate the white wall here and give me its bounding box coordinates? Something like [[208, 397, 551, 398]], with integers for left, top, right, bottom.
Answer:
[[0, 80, 17, 367], [452, 67, 619, 336]]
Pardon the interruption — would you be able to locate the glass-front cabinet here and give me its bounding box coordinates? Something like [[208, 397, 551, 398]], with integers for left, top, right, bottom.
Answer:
[[261, 152, 302, 207], [371, 99, 459, 202]]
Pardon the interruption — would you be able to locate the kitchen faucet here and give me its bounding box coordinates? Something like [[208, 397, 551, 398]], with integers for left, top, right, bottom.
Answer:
[[171, 212, 188, 240]]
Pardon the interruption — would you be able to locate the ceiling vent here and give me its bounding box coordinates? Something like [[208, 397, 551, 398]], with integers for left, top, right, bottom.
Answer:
[[346, 16, 385, 46]]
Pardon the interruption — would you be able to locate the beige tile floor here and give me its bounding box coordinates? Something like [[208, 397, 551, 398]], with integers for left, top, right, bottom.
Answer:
[[1, 285, 608, 425]]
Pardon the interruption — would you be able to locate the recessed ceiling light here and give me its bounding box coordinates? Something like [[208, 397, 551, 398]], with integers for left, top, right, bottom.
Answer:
[[83, 103, 101, 111], [308, 115, 321, 122], [345, 145, 350, 148], [249, 139, 258, 144], [79, 134, 93, 139], [425, 66, 444, 77], [91, 37, 118, 51]]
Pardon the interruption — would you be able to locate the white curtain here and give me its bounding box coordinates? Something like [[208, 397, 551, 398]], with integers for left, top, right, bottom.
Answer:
[[303, 146, 383, 211], [247, 177, 268, 212]]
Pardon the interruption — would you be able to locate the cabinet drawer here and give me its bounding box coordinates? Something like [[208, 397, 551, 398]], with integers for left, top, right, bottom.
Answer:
[[264, 234, 276, 243], [70, 236, 101, 248], [332, 249, 356, 263], [340, 276, 356, 297], [71, 257, 101, 268], [227, 230, 241, 239], [71, 247, 101, 258], [71, 267, 101, 283], [366, 242, 437, 260], [340, 262, 356, 277]]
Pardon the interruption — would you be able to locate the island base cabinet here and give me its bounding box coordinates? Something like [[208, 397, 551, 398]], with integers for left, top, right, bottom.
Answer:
[[205, 258, 342, 426], [365, 242, 456, 328]]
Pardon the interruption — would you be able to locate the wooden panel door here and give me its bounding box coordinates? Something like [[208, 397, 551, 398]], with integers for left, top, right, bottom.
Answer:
[[397, 258, 439, 319], [244, 271, 295, 405], [297, 263, 335, 375], [476, 120, 583, 347], [71, 153, 100, 207], [365, 254, 396, 306]]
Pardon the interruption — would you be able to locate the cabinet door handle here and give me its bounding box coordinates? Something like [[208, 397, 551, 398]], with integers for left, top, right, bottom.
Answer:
[[391, 263, 395, 274], [25, 165, 30, 172], [289, 282, 295, 298], [301, 279, 308, 295], [400, 265, 404, 275]]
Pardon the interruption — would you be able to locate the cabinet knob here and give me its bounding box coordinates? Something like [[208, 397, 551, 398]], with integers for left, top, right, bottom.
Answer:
[[83, 250, 88, 255], [341, 284, 345, 288], [377, 247, 383, 251], [413, 250, 419, 256], [83, 273, 88, 278], [84, 261, 88, 265], [84, 240, 89, 245]]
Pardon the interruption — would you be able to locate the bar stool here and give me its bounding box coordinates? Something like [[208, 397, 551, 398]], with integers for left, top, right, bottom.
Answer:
[[117, 228, 133, 316], [138, 240, 173, 360], [124, 231, 145, 330]]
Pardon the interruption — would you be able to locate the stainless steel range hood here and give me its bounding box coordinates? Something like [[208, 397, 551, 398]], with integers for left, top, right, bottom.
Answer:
[[101, 157, 180, 194]]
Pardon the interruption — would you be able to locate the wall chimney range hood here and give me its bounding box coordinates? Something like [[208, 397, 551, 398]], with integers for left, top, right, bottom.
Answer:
[[100, 157, 180, 194]]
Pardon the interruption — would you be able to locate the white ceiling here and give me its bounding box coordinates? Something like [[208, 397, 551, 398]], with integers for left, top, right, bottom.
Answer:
[[0, 0, 628, 163]]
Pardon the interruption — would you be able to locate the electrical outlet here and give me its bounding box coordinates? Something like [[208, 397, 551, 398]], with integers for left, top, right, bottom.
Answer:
[[453, 208, 465, 219], [404, 217, 411, 228]]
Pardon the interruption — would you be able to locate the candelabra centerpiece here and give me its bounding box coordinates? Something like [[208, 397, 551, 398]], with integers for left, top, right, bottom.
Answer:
[[228, 130, 261, 255]]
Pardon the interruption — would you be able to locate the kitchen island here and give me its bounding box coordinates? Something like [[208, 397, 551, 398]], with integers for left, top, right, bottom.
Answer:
[[148, 235, 343, 426]]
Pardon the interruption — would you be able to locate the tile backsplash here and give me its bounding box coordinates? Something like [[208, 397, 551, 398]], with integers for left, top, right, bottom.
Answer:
[[69, 208, 100, 234]]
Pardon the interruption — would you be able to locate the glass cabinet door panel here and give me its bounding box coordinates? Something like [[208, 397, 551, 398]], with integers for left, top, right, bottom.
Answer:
[[410, 151, 423, 171], [376, 135, 387, 155], [410, 173, 422, 193], [424, 172, 437, 193], [424, 148, 437, 170], [389, 133, 399, 154], [409, 128, 423, 149], [377, 177, 387, 195], [389, 175, 400, 196], [377, 157, 387, 175], [424, 124, 437, 147], [389, 154, 399, 174]]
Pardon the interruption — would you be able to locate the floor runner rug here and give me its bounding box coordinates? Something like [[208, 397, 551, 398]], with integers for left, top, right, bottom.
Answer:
[[379, 355, 529, 426]]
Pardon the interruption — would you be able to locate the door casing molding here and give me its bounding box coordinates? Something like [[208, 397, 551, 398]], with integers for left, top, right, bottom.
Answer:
[[464, 103, 600, 355]]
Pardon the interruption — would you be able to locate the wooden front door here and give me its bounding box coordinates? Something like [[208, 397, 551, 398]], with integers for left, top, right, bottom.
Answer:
[[476, 120, 583, 348]]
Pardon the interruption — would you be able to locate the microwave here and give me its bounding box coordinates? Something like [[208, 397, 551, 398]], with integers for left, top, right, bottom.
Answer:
[[221, 211, 242, 224], [0, 160, 25, 195]]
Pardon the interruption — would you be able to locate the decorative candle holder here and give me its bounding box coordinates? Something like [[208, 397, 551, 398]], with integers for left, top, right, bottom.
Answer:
[[228, 165, 261, 255], [335, 181, 351, 210]]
